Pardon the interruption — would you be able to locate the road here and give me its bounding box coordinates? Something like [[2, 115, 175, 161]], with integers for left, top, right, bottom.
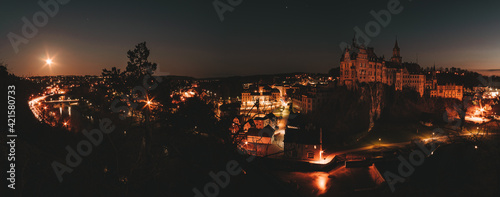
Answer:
[[28, 95, 47, 121]]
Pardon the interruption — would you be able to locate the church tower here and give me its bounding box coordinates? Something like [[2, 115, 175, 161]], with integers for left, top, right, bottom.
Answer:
[[391, 39, 402, 64]]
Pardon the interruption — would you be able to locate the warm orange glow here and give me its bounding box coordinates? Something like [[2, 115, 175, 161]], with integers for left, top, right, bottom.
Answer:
[[313, 172, 329, 195], [369, 164, 386, 185], [46, 59, 53, 65], [317, 176, 327, 191], [465, 116, 490, 123], [310, 154, 335, 164], [143, 97, 161, 111], [466, 104, 492, 123]]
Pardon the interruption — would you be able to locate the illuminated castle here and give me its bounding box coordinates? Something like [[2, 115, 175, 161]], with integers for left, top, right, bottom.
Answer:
[[339, 39, 425, 96]]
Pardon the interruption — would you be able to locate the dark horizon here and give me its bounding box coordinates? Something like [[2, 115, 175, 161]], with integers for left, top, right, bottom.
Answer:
[[14, 69, 500, 79]]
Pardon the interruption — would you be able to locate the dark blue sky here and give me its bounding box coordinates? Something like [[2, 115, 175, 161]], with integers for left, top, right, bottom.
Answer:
[[1, 0, 499, 77]]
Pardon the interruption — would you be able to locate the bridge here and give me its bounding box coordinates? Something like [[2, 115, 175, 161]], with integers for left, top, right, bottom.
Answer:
[[43, 99, 79, 105]]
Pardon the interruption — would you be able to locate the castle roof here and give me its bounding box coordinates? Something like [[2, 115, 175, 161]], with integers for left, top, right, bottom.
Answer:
[[340, 45, 383, 62], [394, 39, 400, 50], [247, 125, 274, 137]]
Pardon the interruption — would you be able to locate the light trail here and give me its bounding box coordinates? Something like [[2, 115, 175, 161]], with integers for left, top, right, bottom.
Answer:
[[28, 95, 47, 121]]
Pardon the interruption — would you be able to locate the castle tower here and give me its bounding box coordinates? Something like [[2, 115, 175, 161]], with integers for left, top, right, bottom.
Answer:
[[391, 39, 402, 64]]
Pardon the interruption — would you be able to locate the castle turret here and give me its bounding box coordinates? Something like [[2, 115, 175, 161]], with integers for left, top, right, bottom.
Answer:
[[391, 39, 402, 64]]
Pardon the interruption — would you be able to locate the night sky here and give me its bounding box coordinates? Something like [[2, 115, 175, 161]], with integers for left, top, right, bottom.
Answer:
[[1, 0, 499, 77]]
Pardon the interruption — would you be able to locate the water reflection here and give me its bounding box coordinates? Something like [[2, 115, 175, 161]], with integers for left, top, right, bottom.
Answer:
[[275, 165, 385, 196], [313, 172, 330, 195], [277, 171, 331, 196]]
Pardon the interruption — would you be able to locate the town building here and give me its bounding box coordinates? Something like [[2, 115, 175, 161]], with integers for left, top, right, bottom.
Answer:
[[247, 126, 274, 145], [395, 67, 426, 96], [241, 85, 281, 114], [289, 85, 332, 114], [246, 126, 275, 156], [430, 84, 464, 100], [283, 114, 323, 161]]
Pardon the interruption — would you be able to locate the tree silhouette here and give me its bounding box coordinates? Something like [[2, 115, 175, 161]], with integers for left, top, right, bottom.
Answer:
[[102, 67, 124, 94], [102, 67, 122, 82], [0, 63, 8, 76], [122, 42, 158, 162], [124, 42, 157, 86], [1, 62, 13, 86], [100, 42, 159, 163]]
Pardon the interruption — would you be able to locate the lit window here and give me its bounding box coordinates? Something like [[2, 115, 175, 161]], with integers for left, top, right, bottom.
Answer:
[[307, 152, 314, 159]]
